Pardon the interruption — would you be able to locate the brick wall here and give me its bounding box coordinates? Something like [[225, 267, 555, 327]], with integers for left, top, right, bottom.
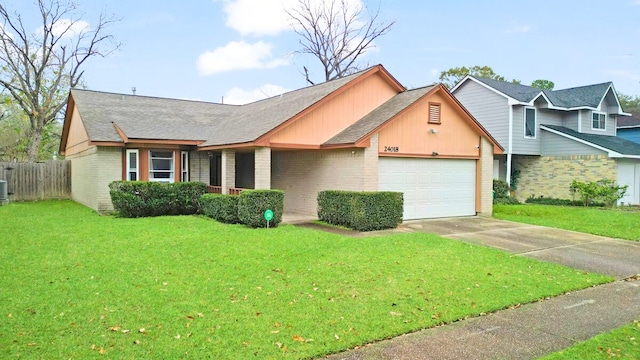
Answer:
[[189, 151, 210, 184], [272, 149, 365, 215], [255, 147, 271, 189], [513, 154, 617, 201], [479, 137, 494, 215], [67, 146, 121, 212]]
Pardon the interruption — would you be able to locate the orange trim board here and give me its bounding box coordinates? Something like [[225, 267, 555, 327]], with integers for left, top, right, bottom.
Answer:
[[59, 92, 76, 153], [378, 153, 480, 160]]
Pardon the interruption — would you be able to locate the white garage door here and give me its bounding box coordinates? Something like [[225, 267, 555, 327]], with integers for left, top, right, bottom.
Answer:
[[378, 157, 476, 220]]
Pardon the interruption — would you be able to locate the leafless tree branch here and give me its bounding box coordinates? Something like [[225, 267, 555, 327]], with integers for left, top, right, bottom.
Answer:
[[286, 0, 394, 82], [0, 0, 120, 161]]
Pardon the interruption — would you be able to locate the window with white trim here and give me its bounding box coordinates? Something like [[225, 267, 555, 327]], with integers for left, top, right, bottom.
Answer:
[[524, 107, 536, 138], [126, 149, 139, 181], [181, 151, 189, 182], [592, 112, 606, 130], [149, 150, 174, 183]]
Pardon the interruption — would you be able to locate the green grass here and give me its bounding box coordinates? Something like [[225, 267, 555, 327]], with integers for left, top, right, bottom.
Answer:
[[541, 320, 640, 359], [494, 204, 640, 241], [0, 200, 612, 359]]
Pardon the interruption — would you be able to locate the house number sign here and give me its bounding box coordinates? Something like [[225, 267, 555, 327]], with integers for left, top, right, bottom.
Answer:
[[383, 146, 399, 153]]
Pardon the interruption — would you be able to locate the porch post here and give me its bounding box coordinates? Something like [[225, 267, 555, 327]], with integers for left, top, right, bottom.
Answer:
[[254, 147, 271, 189], [221, 149, 235, 194]]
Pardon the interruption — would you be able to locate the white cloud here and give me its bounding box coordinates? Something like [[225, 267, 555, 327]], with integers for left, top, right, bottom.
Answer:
[[196, 40, 289, 75], [221, 0, 296, 36], [223, 84, 290, 104], [42, 19, 90, 38], [219, 0, 364, 36]]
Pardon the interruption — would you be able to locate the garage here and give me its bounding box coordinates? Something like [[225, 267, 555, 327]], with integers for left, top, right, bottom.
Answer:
[[618, 161, 640, 205], [378, 157, 477, 220]]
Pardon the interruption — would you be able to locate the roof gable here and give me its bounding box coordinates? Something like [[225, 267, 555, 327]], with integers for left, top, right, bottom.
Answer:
[[453, 76, 623, 113]]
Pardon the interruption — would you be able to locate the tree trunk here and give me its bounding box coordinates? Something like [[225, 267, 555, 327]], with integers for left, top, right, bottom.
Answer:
[[26, 128, 43, 162]]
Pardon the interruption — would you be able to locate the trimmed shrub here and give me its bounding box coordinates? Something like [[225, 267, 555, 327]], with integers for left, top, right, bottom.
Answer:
[[493, 197, 521, 205], [525, 195, 604, 207], [493, 179, 510, 199], [200, 193, 240, 224], [109, 181, 207, 217], [317, 190, 403, 231], [237, 190, 284, 228]]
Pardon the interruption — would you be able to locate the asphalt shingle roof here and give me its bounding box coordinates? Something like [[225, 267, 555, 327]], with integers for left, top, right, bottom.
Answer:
[[70, 68, 373, 146], [542, 124, 640, 156], [325, 85, 436, 145], [618, 114, 640, 128], [71, 90, 237, 143], [471, 77, 614, 109]]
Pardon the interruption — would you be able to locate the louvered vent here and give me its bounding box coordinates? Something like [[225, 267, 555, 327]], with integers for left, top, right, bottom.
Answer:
[[429, 102, 441, 124]]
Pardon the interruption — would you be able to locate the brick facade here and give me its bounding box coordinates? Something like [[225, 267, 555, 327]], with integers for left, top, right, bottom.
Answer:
[[513, 154, 617, 201], [272, 148, 365, 215], [254, 147, 271, 189], [67, 146, 121, 212], [479, 137, 494, 215]]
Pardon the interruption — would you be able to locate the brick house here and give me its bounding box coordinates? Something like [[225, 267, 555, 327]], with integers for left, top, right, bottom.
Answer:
[[60, 65, 502, 219], [452, 76, 640, 205]]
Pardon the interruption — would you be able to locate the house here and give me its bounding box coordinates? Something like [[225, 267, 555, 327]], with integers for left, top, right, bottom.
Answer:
[[451, 76, 640, 205], [617, 112, 640, 144], [59, 65, 503, 220]]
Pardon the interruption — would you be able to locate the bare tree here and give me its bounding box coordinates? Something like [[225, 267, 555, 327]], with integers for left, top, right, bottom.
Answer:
[[0, 0, 119, 162], [287, 0, 394, 82]]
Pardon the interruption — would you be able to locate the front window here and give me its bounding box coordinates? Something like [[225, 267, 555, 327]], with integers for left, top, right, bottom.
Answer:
[[524, 107, 536, 138], [149, 150, 174, 183], [126, 149, 139, 181], [592, 112, 606, 130], [181, 151, 189, 182]]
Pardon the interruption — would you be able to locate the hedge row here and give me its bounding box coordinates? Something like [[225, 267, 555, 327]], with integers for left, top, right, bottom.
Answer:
[[201, 190, 284, 228], [525, 196, 604, 207], [109, 181, 207, 217], [317, 190, 403, 231]]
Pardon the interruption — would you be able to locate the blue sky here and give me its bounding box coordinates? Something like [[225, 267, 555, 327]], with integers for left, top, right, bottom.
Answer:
[[6, 0, 640, 104]]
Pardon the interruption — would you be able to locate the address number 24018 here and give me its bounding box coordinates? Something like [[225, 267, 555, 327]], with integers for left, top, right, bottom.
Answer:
[[384, 146, 399, 153]]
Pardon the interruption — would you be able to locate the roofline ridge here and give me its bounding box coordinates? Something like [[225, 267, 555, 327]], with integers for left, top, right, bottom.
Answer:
[[71, 88, 238, 106]]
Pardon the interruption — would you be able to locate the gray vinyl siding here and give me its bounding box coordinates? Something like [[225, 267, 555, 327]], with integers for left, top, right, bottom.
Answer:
[[512, 106, 541, 155], [580, 99, 616, 136], [541, 131, 607, 156], [453, 81, 509, 150], [562, 111, 579, 131]]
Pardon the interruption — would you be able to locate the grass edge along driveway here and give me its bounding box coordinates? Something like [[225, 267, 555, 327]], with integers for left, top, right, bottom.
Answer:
[[494, 204, 640, 242], [0, 200, 612, 359]]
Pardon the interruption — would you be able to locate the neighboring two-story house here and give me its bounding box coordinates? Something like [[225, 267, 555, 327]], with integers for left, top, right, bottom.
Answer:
[[452, 76, 640, 205], [617, 113, 640, 144]]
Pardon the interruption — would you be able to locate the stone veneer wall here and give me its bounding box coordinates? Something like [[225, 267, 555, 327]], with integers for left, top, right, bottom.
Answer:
[[513, 155, 617, 201]]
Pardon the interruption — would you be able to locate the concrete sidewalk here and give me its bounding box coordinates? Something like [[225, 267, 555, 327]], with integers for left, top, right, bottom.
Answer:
[[326, 278, 640, 360]]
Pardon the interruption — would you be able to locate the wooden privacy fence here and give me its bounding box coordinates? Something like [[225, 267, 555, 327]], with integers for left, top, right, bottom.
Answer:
[[0, 160, 71, 201]]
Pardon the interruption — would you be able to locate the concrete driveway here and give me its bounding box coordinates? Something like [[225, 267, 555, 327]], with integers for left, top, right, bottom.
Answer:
[[399, 217, 640, 280]]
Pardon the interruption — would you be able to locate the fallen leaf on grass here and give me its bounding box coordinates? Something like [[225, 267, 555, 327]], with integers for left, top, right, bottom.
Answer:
[[390, 311, 402, 316], [121, 329, 130, 334], [27, 342, 36, 346], [334, 334, 340, 340], [133, 339, 140, 345], [292, 335, 305, 342], [108, 326, 121, 332], [271, 330, 280, 334], [139, 328, 146, 334]]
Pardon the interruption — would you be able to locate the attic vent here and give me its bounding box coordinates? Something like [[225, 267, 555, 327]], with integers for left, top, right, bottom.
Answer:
[[429, 102, 441, 124]]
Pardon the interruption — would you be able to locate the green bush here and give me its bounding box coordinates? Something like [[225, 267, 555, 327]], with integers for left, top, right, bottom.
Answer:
[[200, 194, 240, 224], [569, 179, 627, 207], [109, 181, 207, 217], [524, 195, 604, 207], [493, 180, 510, 199], [493, 197, 521, 205], [317, 190, 403, 231], [237, 190, 284, 228]]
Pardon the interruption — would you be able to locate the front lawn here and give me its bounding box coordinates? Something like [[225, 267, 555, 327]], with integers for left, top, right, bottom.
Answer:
[[541, 320, 639, 359], [494, 204, 640, 241], [0, 201, 611, 359]]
